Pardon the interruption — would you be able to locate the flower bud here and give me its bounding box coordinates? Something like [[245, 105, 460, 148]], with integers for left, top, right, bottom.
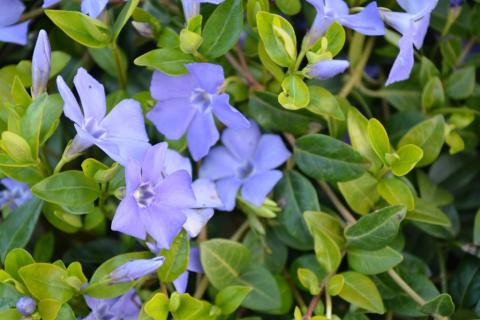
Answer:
[[16, 296, 36, 316], [31, 30, 51, 98], [109, 256, 165, 284]]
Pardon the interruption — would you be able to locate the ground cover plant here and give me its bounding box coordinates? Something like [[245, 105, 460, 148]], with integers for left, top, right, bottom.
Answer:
[[0, 0, 479, 319]]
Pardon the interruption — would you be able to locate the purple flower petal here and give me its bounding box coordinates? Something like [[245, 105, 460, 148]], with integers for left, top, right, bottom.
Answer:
[[165, 149, 192, 176], [191, 179, 223, 208], [308, 59, 349, 80], [185, 63, 224, 94], [221, 121, 261, 162], [412, 16, 430, 49], [154, 170, 196, 208], [73, 68, 106, 121], [56, 76, 84, 125], [111, 196, 146, 239], [253, 134, 291, 171], [81, 0, 109, 18], [183, 208, 214, 237], [140, 142, 168, 183], [338, 2, 385, 36], [385, 34, 414, 86], [241, 170, 283, 206], [0, 0, 24, 27], [398, 0, 438, 14], [150, 71, 194, 101], [43, 0, 61, 8], [211, 94, 250, 129], [216, 177, 242, 211], [0, 21, 29, 45], [125, 161, 142, 195], [146, 98, 196, 140], [188, 247, 203, 272], [199, 146, 241, 181], [173, 271, 189, 293], [141, 205, 186, 249], [187, 112, 219, 161], [32, 30, 51, 98]]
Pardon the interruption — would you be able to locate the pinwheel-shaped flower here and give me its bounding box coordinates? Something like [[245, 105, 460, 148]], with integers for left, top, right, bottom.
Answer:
[[307, 0, 385, 44], [0, 0, 29, 45], [56, 68, 150, 165], [0, 178, 32, 211], [382, 0, 439, 85], [200, 120, 291, 211], [148, 63, 250, 160]]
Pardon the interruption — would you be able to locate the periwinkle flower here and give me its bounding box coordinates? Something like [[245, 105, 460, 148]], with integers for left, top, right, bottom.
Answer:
[[109, 257, 165, 284], [307, 59, 350, 80], [200, 120, 291, 211], [148, 63, 250, 161], [382, 0, 439, 85], [56, 68, 150, 165], [0, 0, 29, 45], [0, 178, 32, 211], [42, 0, 61, 8], [173, 248, 203, 293], [32, 30, 51, 98], [111, 143, 197, 249], [182, 0, 225, 21], [16, 296, 36, 316], [83, 288, 141, 320], [81, 0, 109, 18], [306, 0, 385, 44]]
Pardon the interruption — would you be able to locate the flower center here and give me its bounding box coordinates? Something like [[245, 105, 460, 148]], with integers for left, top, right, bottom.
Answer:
[[190, 88, 212, 113], [133, 182, 155, 208], [237, 162, 254, 180], [84, 117, 107, 139]]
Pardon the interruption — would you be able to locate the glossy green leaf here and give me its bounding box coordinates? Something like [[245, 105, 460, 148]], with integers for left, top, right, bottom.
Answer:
[[445, 66, 475, 100], [143, 293, 169, 320], [157, 230, 190, 283], [134, 48, 194, 75], [416, 171, 453, 207], [391, 144, 423, 176], [324, 22, 346, 57], [367, 118, 391, 164], [377, 176, 415, 210], [474, 210, 480, 246], [275, 0, 301, 15], [295, 134, 367, 182], [278, 75, 310, 110], [406, 199, 452, 227], [306, 86, 344, 120], [338, 172, 379, 215], [215, 285, 252, 315], [4, 248, 35, 283], [297, 268, 320, 295], [422, 77, 445, 110], [347, 246, 403, 275], [171, 293, 217, 320], [420, 293, 455, 317], [345, 205, 406, 250], [112, 0, 140, 41]]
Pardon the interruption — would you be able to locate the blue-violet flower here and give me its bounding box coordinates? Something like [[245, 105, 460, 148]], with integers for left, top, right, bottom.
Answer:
[[0, 0, 29, 45], [0, 178, 32, 211], [83, 288, 140, 320], [16, 296, 36, 316]]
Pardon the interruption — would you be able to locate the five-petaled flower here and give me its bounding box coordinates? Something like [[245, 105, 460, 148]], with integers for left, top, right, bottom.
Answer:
[[306, 0, 385, 45], [56, 68, 150, 166], [83, 288, 141, 320], [0, 178, 32, 211], [147, 63, 250, 161], [111, 143, 197, 249], [0, 0, 29, 45], [381, 0, 439, 85], [200, 120, 291, 211]]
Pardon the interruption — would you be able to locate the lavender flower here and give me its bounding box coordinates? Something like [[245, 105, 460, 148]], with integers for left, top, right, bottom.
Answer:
[[16, 296, 36, 316], [81, 0, 109, 18], [173, 248, 203, 293], [56, 68, 150, 166], [200, 120, 291, 211], [0, 0, 29, 45], [42, 0, 61, 8], [382, 0, 439, 85], [147, 63, 250, 160], [109, 257, 165, 284], [306, 0, 385, 44], [182, 0, 225, 21], [111, 143, 197, 249], [83, 288, 141, 320], [0, 178, 32, 211], [307, 59, 350, 80], [32, 30, 51, 98]]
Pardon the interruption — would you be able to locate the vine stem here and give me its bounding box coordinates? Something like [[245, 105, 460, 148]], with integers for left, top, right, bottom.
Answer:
[[387, 269, 426, 305], [112, 42, 127, 90], [338, 37, 375, 98], [318, 181, 356, 224], [225, 49, 264, 91]]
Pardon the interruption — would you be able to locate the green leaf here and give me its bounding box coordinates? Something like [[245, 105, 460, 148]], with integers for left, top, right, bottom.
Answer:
[[171, 293, 217, 320], [1, 131, 33, 163], [377, 176, 415, 210], [398, 115, 445, 167], [0, 309, 22, 320], [200, 0, 243, 58], [345, 205, 406, 250], [324, 22, 346, 57], [256, 11, 297, 67], [306, 86, 344, 120], [347, 246, 403, 275], [295, 134, 367, 182], [445, 66, 475, 100], [84, 251, 151, 298], [89, 47, 127, 78], [273, 170, 317, 250], [422, 77, 445, 110], [215, 286, 252, 315], [367, 118, 391, 164], [38, 299, 62, 320], [134, 48, 194, 75], [157, 230, 190, 283], [143, 293, 169, 320], [329, 272, 385, 314], [112, 0, 140, 41], [45, 10, 110, 48], [420, 293, 455, 317], [297, 268, 320, 295], [419, 57, 440, 86], [406, 199, 451, 227], [258, 41, 284, 82], [242, 231, 288, 274], [246, 0, 269, 28], [278, 75, 310, 110], [19, 263, 75, 303], [416, 171, 453, 207], [390, 144, 423, 176], [275, 0, 301, 15], [338, 173, 379, 215], [4, 248, 35, 283], [50, 51, 71, 79], [31, 171, 100, 207], [347, 107, 382, 173], [0, 198, 43, 262], [474, 210, 480, 246], [200, 239, 251, 289], [0, 283, 22, 311], [33, 232, 55, 262]]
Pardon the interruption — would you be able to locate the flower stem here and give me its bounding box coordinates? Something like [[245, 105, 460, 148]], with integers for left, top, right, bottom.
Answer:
[[111, 42, 127, 90], [387, 269, 426, 305], [193, 275, 209, 299], [318, 181, 356, 224], [230, 220, 249, 242]]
